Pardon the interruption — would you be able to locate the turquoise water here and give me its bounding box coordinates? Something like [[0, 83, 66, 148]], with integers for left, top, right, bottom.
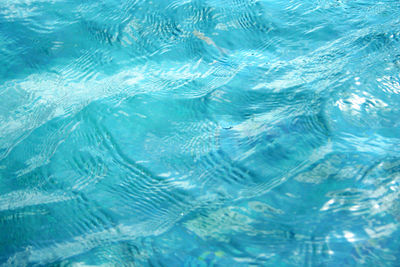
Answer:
[[1, 0, 400, 265]]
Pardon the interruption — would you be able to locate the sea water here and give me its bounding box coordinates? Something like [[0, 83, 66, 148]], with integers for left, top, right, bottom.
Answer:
[[1, 0, 400, 266]]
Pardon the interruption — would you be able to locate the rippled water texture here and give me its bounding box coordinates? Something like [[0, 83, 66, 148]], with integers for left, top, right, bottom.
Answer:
[[1, 0, 400, 266]]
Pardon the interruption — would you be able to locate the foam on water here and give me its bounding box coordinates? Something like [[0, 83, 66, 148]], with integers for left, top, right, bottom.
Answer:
[[1, 0, 400, 266]]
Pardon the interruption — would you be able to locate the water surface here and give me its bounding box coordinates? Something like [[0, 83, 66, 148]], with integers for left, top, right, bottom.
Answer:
[[1, 0, 400, 266]]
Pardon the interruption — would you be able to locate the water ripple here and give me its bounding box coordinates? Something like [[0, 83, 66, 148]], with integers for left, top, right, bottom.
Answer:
[[1, 0, 400, 266]]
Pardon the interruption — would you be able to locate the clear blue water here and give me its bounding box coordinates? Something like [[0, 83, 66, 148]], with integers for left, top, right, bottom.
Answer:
[[1, 0, 400, 266]]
